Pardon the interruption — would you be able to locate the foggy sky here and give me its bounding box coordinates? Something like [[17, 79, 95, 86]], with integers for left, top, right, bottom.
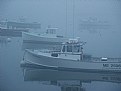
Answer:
[[0, 0, 121, 57]]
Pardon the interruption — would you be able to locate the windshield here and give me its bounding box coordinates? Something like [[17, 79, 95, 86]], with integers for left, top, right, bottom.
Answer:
[[62, 44, 80, 53], [67, 45, 72, 52], [73, 45, 80, 52]]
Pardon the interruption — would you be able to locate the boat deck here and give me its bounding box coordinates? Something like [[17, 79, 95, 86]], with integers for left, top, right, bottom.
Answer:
[[31, 49, 121, 63]]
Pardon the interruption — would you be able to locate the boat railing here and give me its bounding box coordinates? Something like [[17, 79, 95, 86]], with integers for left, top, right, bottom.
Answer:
[[91, 57, 121, 63]]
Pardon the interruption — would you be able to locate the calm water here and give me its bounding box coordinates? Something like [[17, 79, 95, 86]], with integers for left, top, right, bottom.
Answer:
[[0, 0, 121, 90], [0, 37, 121, 91]]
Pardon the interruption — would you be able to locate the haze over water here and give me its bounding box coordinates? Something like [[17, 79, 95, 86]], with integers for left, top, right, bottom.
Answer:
[[1, 0, 121, 57], [0, 0, 121, 91]]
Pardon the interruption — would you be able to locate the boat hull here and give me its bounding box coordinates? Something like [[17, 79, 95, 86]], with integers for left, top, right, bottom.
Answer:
[[22, 32, 67, 44], [22, 32, 68, 49], [23, 50, 121, 73], [0, 28, 28, 37]]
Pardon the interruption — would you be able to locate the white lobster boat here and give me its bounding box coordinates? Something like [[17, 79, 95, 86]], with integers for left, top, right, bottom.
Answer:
[[22, 27, 68, 45], [23, 39, 121, 73]]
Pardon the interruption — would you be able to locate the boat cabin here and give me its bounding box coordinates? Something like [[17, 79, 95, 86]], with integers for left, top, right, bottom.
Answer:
[[46, 28, 57, 34], [51, 41, 84, 59], [45, 27, 64, 38], [61, 39, 85, 54], [61, 43, 81, 53], [51, 39, 91, 60]]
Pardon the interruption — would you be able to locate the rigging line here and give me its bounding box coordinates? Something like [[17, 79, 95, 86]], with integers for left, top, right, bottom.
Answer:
[[65, 0, 67, 38], [73, 0, 75, 38]]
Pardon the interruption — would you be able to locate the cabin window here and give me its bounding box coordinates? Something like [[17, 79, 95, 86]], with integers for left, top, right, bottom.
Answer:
[[50, 29, 53, 34], [62, 45, 80, 53], [62, 46, 65, 52], [46, 29, 49, 34], [67, 45, 72, 52], [73, 45, 80, 52], [46, 29, 56, 34]]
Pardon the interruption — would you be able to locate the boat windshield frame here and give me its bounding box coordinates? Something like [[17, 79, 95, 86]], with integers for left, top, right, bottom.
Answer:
[[61, 42, 81, 54]]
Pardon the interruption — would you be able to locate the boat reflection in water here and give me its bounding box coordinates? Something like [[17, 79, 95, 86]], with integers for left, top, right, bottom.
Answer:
[[21, 63, 121, 91]]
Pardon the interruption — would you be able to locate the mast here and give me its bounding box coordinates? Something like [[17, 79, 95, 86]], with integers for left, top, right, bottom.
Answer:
[[72, 0, 75, 38], [65, 0, 67, 38]]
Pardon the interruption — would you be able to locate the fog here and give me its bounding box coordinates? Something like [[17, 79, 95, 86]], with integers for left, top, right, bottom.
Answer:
[[0, 0, 121, 91], [0, 0, 121, 57]]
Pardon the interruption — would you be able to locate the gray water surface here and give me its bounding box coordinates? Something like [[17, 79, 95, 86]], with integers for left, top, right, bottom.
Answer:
[[0, 38, 121, 91], [0, 0, 121, 91]]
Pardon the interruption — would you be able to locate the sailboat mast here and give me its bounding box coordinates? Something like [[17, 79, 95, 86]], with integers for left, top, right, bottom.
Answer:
[[65, 0, 67, 38], [72, 0, 75, 38]]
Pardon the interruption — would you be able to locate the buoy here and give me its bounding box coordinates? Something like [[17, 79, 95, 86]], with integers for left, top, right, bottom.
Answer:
[[7, 38, 11, 42]]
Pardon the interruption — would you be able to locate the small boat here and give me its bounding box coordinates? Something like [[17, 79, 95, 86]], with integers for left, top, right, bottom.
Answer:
[[22, 27, 68, 45], [0, 28, 28, 37], [0, 21, 38, 37], [23, 39, 121, 73]]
